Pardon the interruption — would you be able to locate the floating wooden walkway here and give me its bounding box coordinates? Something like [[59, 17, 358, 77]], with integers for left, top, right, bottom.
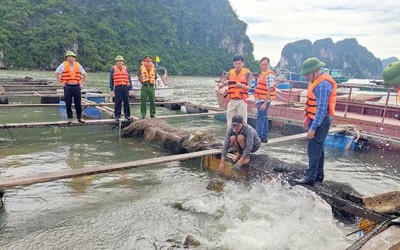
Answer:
[[0, 149, 221, 189], [0, 112, 227, 129], [0, 101, 187, 108], [0, 127, 346, 189]]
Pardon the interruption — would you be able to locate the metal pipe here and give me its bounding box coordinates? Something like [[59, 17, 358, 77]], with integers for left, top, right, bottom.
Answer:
[[287, 84, 293, 106], [381, 90, 391, 123], [344, 87, 353, 118]]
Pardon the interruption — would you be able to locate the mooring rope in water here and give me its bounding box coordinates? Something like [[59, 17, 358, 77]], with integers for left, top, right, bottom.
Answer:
[[1, 123, 15, 141], [118, 120, 122, 140], [0, 189, 4, 209]]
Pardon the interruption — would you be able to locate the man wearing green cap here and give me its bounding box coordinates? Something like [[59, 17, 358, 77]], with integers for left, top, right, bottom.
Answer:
[[109, 55, 133, 121], [383, 61, 400, 105], [55, 50, 87, 123], [138, 56, 157, 118], [293, 57, 337, 186]]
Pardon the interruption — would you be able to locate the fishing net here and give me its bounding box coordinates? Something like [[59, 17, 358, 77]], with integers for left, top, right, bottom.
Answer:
[[122, 118, 221, 153]]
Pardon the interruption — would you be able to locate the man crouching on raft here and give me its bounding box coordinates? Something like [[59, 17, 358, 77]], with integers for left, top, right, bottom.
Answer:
[[218, 114, 261, 172]]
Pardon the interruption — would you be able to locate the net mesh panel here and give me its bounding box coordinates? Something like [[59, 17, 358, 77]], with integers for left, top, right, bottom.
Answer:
[[0, 124, 119, 145]]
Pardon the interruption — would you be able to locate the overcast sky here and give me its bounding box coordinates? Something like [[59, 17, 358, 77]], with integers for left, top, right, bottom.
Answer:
[[229, 0, 400, 65]]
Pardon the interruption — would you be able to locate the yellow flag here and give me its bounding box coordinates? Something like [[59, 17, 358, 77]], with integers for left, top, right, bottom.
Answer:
[[156, 56, 160, 63]]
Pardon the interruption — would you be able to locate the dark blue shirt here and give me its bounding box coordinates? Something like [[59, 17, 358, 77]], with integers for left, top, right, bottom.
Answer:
[[310, 80, 332, 130]]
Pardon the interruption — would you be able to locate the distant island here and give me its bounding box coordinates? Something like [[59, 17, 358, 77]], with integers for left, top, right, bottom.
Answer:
[[277, 38, 394, 79]]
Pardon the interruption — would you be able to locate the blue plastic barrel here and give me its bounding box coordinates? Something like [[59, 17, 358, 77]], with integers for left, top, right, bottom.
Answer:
[[83, 107, 102, 119], [86, 96, 106, 103], [325, 133, 358, 150], [277, 82, 291, 89], [59, 101, 66, 112]]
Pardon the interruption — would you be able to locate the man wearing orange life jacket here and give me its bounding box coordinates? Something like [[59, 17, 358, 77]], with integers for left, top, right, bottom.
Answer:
[[54, 51, 87, 124], [293, 57, 337, 186], [218, 54, 252, 127], [254, 57, 276, 143], [138, 56, 157, 119], [109, 55, 133, 121]]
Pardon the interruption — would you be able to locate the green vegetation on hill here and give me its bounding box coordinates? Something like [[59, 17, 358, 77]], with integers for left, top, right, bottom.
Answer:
[[278, 38, 383, 78], [0, 0, 257, 75]]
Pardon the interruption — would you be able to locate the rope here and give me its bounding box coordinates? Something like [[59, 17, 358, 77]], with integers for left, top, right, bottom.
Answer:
[[346, 221, 377, 237], [1, 123, 15, 141], [0, 190, 4, 209], [118, 120, 122, 140]]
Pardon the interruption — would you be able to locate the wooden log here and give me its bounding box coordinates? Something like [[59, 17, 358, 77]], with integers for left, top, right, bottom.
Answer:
[[363, 190, 400, 213], [0, 149, 221, 189]]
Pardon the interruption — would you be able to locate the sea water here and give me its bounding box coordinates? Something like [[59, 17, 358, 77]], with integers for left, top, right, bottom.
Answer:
[[0, 70, 399, 249]]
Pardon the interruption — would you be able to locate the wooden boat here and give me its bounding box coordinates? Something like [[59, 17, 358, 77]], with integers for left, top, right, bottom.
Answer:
[[130, 66, 173, 98], [215, 75, 400, 138], [321, 68, 350, 83]]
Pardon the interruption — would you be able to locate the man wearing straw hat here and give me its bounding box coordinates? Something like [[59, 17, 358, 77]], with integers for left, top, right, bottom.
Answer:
[[54, 50, 87, 124], [109, 55, 133, 121]]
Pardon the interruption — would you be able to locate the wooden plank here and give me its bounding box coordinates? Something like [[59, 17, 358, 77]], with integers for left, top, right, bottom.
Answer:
[[156, 111, 226, 119], [0, 103, 116, 108], [267, 127, 346, 144], [363, 190, 400, 213], [0, 101, 187, 108], [359, 225, 400, 250], [318, 192, 389, 223], [0, 119, 120, 129], [0, 149, 221, 189], [0, 112, 226, 129]]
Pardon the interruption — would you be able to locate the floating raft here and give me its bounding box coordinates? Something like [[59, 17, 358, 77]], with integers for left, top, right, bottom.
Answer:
[[0, 149, 221, 189]]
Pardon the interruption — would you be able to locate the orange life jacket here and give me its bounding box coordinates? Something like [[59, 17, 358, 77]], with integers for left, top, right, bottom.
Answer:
[[61, 61, 82, 85], [226, 68, 249, 100], [140, 62, 156, 84], [304, 73, 337, 119], [254, 69, 276, 100], [113, 65, 130, 86]]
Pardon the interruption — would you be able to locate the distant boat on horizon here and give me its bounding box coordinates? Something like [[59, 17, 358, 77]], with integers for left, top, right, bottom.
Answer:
[[321, 68, 350, 83]]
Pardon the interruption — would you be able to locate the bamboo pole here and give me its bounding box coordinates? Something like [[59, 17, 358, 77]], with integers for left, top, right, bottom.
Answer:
[[266, 127, 346, 144], [0, 149, 222, 189]]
